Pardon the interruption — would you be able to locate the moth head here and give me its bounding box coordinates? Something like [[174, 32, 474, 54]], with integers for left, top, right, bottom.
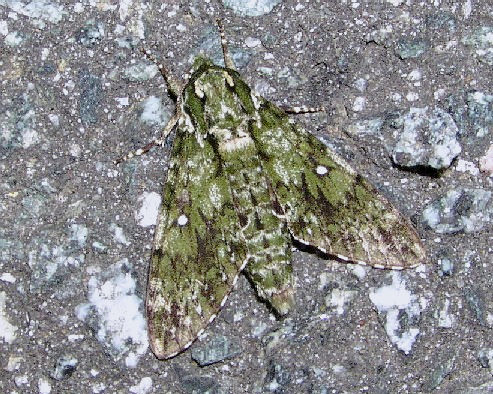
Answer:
[[191, 56, 214, 73], [184, 68, 245, 131]]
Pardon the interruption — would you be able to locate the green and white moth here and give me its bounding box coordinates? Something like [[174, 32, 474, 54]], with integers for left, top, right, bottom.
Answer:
[[128, 21, 426, 359]]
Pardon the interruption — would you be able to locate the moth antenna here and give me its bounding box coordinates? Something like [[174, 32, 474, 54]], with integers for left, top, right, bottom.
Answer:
[[216, 18, 236, 71], [140, 47, 182, 99], [114, 112, 180, 164]]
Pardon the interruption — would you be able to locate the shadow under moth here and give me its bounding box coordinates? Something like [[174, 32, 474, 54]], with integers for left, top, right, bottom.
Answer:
[[123, 21, 426, 359]]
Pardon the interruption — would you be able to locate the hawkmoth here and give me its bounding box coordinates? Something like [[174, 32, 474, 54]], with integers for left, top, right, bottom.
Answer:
[[123, 21, 426, 359]]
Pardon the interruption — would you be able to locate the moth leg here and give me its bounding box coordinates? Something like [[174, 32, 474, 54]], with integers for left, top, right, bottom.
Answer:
[[114, 113, 179, 164], [140, 48, 183, 99], [115, 47, 185, 164], [279, 105, 325, 114], [216, 19, 236, 70]]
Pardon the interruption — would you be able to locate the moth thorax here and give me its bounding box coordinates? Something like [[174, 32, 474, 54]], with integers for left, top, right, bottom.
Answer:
[[196, 71, 244, 126], [212, 123, 254, 153]]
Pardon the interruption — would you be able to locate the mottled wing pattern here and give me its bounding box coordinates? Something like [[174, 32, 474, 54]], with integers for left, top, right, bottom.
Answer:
[[219, 135, 295, 317], [147, 125, 247, 359], [145, 49, 426, 360], [251, 100, 426, 269], [218, 140, 295, 316]]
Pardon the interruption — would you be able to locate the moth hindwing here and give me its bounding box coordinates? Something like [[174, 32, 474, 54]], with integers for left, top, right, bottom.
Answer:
[[141, 23, 426, 359]]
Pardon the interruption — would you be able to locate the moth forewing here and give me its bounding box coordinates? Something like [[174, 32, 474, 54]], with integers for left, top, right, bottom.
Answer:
[[140, 22, 426, 360], [147, 126, 248, 359]]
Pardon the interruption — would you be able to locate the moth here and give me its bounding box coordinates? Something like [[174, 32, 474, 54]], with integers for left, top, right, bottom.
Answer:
[[124, 21, 426, 359]]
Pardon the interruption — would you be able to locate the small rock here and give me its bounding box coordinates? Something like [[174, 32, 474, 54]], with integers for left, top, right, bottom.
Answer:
[[480, 145, 493, 176], [136, 191, 162, 228], [437, 298, 454, 328], [264, 361, 291, 392], [462, 26, 493, 66], [123, 63, 158, 82], [0, 93, 39, 149], [262, 321, 295, 353], [466, 380, 493, 392], [455, 159, 479, 176], [444, 90, 493, 137], [116, 35, 140, 49], [76, 20, 105, 46], [369, 272, 422, 354], [325, 288, 357, 315], [69, 224, 88, 249], [366, 27, 392, 46], [464, 288, 487, 326], [191, 335, 241, 366], [79, 69, 102, 124], [390, 107, 461, 171], [396, 38, 429, 59], [139, 96, 171, 127], [129, 377, 153, 394], [425, 12, 457, 32], [222, 0, 282, 16], [438, 257, 454, 277], [5, 31, 24, 47], [478, 348, 493, 373], [5, 355, 23, 372], [28, 226, 86, 298], [277, 66, 308, 89], [91, 241, 107, 253], [180, 374, 222, 394], [0, 292, 18, 344], [74, 260, 148, 366], [423, 356, 455, 391], [38, 377, 52, 394], [422, 188, 493, 233], [467, 91, 493, 137], [51, 355, 78, 380], [14, 375, 29, 387]]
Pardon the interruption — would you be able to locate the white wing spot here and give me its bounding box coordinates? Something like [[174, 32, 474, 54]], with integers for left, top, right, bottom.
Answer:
[[177, 214, 188, 226], [316, 165, 328, 175]]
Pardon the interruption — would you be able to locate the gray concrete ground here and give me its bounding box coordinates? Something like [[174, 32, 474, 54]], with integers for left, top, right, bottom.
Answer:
[[0, 0, 492, 393]]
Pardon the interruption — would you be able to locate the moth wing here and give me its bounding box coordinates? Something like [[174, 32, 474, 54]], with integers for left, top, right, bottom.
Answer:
[[147, 129, 246, 359], [252, 101, 426, 269]]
